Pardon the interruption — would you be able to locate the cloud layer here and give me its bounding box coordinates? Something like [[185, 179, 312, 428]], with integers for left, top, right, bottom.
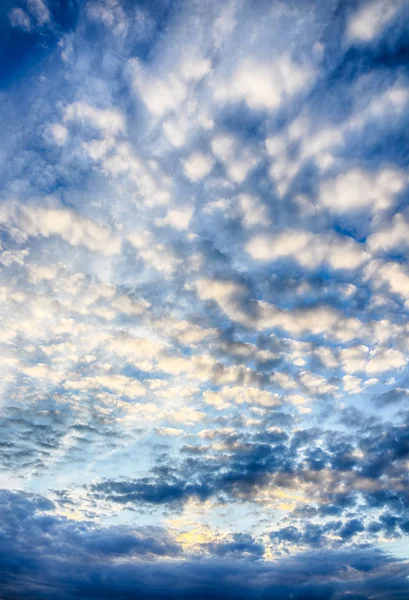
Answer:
[[1, 0, 409, 597]]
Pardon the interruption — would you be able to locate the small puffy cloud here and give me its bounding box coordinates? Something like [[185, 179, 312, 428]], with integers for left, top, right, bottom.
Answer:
[[163, 119, 186, 148], [213, 56, 314, 111], [373, 261, 409, 300], [49, 124, 68, 146], [64, 102, 125, 136], [204, 386, 280, 408], [346, 0, 401, 43], [350, 82, 409, 128], [8, 8, 31, 31], [341, 344, 406, 374], [129, 59, 187, 117], [0, 202, 121, 256], [366, 347, 407, 374], [199, 277, 361, 339], [156, 427, 184, 437], [87, 0, 127, 37], [180, 56, 212, 82], [246, 230, 368, 271], [341, 345, 369, 374], [27, 0, 51, 26], [319, 168, 405, 214], [343, 375, 362, 394], [197, 277, 363, 340], [237, 195, 270, 228], [211, 134, 258, 184], [202, 194, 270, 229], [128, 232, 181, 276], [156, 205, 194, 230], [299, 371, 337, 396], [64, 374, 146, 397], [368, 213, 409, 254], [182, 152, 214, 181]]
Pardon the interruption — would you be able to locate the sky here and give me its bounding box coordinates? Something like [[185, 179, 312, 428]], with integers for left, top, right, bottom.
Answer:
[[1, 0, 409, 598]]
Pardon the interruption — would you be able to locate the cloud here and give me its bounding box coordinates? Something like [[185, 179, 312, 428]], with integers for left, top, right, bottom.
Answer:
[[319, 168, 405, 215], [0, 201, 121, 255], [246, 230, 368, 270], [341, 345, 407, 374], [2, 1, 409, 596], [211, 135, 258, 184], [8, 8, 31, 31], [27, 0, 51, 26], [346, 0, 401, 43], [368, 213, 409, 254], [213, 56, 314, 111], [1, 491, 408, 600], [64, 101, 125, 136], [182, 152, 214, 181]]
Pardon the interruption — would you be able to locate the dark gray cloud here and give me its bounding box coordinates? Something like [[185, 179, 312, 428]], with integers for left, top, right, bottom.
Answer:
[[0, 490, 408, 600]]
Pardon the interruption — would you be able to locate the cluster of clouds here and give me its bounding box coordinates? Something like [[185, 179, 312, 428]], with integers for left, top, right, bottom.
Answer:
[[2, 0, 409, 597], [1, 488, 409, 600]]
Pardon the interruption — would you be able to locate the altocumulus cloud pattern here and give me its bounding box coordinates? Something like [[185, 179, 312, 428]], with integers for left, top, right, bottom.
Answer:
[[1, 0, 409, 598]]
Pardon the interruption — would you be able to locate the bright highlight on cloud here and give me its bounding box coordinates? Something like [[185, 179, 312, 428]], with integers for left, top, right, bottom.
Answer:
[[1, 0, 409, 598]]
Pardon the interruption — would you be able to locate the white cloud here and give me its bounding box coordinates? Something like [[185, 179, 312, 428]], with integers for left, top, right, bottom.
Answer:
[[111, 295, 150, 316], [213, 56, 314, 111], [153, 317, 217, 346], [8, 8, 31, 31], [246, 230, 368, 271], [182, 152, 214, 181], [129, 59, 187, 117], [264, 80, 409, 198], [156, 205, 194, 231], [319, 168, 405, 214], [341, 346, 369, 374], [128, 231, 181, 275], [350, 83, 409, 128], [204, 386, 280, 408], [50, 124, 68, 146], [107, 335, 164, 366], [212, 1, 237, 48], [163, 120, 186, 148], [155, 427, 184, 437], [343, 375, 362, 394], [101, 143, 172, 208], [64, 102, 125, 136], [374, 261, 409, 300], [314, 347, 338, 369], [0, 202, 121, 256], [202, 194, 270, 229], [180, 56, 211, 82], [65, 374, 146, 397], [203, 390, 231, 410], [237, 194, 270, 228], [341, 344, 407, 374], [196, 277, 363, 340], [368, 213, 409, 254], [27, 0, 51, 26], [367, 347, 407, 373], [299, 370, 337, 396], [0, 248, 29, 267], [211, 134, 258, 184], [346, 0, 400, 42], [27, 264, 58, 284], [87, 0, 127, 37]]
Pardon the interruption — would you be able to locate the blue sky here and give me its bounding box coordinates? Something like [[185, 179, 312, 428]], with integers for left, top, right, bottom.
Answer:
[[1, 0, 409, 598]]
